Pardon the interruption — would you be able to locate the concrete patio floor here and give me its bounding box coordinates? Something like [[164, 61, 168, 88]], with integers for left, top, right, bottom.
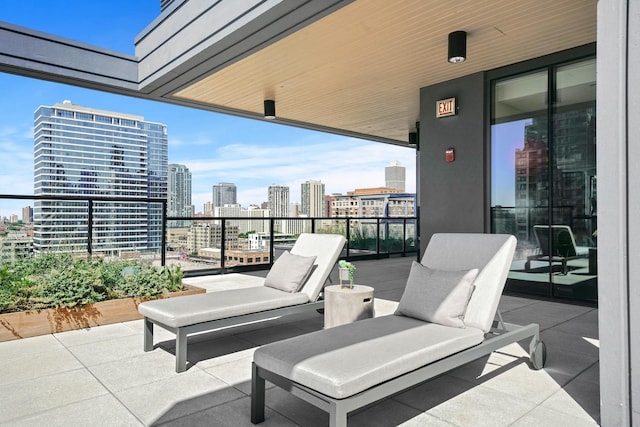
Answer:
[[0, 257, 599, 426]]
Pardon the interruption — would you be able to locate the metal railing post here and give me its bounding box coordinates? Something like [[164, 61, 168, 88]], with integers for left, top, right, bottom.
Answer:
[[221, 219, 227, 271], [345, 217, 350, 257], [87, 200, 93, 258], [161, 201, 167, 266], [403, 218, 407, 255], [376, 218, 381, 256], [269, 218, 275, 266]]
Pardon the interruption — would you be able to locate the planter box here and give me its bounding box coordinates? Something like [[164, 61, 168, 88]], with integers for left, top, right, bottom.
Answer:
[[0, 285, 205, 342]]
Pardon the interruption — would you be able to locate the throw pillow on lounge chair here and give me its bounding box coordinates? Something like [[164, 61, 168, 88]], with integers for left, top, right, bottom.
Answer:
[[263, 251, 317, 293], [395, 261, 478, 328]]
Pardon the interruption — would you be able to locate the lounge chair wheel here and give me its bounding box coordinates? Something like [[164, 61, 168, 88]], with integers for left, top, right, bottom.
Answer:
[[530, 340, 546, 370]]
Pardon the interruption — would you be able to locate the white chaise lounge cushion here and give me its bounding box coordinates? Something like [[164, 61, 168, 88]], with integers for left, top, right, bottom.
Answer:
[[138, 286, 309, 328], [264, 251, 317, 293], [395, 262, 478, 328], [253, 315, 484, 399]]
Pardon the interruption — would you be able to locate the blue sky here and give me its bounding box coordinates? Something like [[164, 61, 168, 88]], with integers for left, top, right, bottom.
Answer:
[[0, 1, 416, 217], [491, 120, 530, 207]]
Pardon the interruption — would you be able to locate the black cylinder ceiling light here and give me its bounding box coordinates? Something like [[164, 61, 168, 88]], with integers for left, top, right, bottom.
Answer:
[[448, 31, 467, 63], [264, 99, 276, 119]]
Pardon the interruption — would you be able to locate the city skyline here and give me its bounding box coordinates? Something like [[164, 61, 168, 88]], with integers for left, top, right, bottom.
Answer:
[[0, 2, 416, 218]]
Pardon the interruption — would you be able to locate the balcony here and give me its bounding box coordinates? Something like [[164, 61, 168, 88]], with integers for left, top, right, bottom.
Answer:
[[0, 256, 599, 426]]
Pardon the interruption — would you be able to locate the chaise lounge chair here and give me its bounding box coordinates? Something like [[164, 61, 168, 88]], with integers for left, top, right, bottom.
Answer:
[[524, 224, 589, 274], [251, 233, 546, 427], [138, 233, 346, 372]]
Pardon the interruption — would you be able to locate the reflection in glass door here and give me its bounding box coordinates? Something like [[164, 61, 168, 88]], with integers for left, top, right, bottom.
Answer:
[[490, 57, 597, 302], [551, 59, 597, 300]]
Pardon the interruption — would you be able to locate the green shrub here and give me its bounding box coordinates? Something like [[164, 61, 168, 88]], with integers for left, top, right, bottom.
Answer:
[[0, 254, 183, 313]]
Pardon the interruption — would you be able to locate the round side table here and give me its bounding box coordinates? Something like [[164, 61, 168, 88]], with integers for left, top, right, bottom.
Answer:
[[324, 285, 374, 329]]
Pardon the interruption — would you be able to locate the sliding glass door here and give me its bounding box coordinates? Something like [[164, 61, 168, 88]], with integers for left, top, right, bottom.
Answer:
[[490, 57, 597, 302]]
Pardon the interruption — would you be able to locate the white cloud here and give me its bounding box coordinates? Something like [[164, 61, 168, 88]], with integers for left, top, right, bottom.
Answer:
[[181, 136, 416, 211]]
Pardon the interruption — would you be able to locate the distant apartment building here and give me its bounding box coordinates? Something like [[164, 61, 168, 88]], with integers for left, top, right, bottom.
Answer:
[[33, 101, 168, 254], [324, 194, 335, 218], [22, 206, 33, 223], [214, 203, 241, 231], [223, 248, 270, 267], [210, 204, 269, 235], [268, 185, 289, 217], [212, 182, 237, 207], [241, 205, 270, 234], [0, 232, 32, 263], [203, 201, 214, 217], [290, 202, 301, 217], [284, 201, 304, 235], [301, 180, 325, 217], [248, 232, 297, 250], [331, 189, 414, 218], [167, 163, 192, 227], [268, 184, 289, 232], [166, 227, 188, 251], [385, 161, 406, 191], [331, 189, 416, 242], [187, 222, 238, 253]]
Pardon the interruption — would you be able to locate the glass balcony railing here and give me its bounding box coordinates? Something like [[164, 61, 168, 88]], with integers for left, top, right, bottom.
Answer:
[[1, 194, 418, 276]]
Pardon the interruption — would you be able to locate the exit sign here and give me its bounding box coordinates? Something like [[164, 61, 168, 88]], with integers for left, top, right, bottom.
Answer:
[[436, 97, 457, 118]]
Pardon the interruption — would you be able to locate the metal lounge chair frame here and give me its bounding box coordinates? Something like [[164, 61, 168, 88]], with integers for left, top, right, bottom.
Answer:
[[138, 233, 346, 372], [251, 233, 546, 427]]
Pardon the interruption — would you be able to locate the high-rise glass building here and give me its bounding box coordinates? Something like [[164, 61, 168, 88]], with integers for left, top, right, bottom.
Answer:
[[212, 182, 237, 207], [301, 180, 325, 217], [33, 101, 168, 254], [385, 161, 406, 191], [168, 163, 192, 227]]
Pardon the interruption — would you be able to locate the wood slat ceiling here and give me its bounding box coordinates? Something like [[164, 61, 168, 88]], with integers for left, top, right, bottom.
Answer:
[[173, 0, 596, 145]]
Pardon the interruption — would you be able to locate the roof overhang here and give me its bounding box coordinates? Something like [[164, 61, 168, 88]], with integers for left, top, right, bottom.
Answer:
[[0, 0, 597, 146]]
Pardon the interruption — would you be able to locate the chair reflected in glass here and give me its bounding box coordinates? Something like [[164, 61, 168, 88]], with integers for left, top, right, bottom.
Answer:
[[524, 225, 590, 275]]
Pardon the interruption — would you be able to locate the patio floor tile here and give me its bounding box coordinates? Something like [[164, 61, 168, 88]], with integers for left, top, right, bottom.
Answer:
[[552, 308, 599, 338], [0, 346, 83, 386], [189, 337, 257, 370], [501, 301, 593, 331], [349, 396, 437, 427], [7, 394, 143, 427], [469, 361, 564, 405], [0, 334, 63, 360], [539, 376, 601, 424], [67, 333, 148, 366], [511, 405, 598, 426], [0, 369, 108, 423], [421, 385, 537, 426], [204, 355, 256, 395], [87, 349, 185, 392], [115, 369, 244, 425], [54, 322, 139, 347], [154, 395, 297, 427]]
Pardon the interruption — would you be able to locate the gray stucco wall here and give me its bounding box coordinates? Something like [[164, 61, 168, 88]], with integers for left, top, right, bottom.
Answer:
[[597, 1, 638, 425], [418, 72, 487, 246]]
